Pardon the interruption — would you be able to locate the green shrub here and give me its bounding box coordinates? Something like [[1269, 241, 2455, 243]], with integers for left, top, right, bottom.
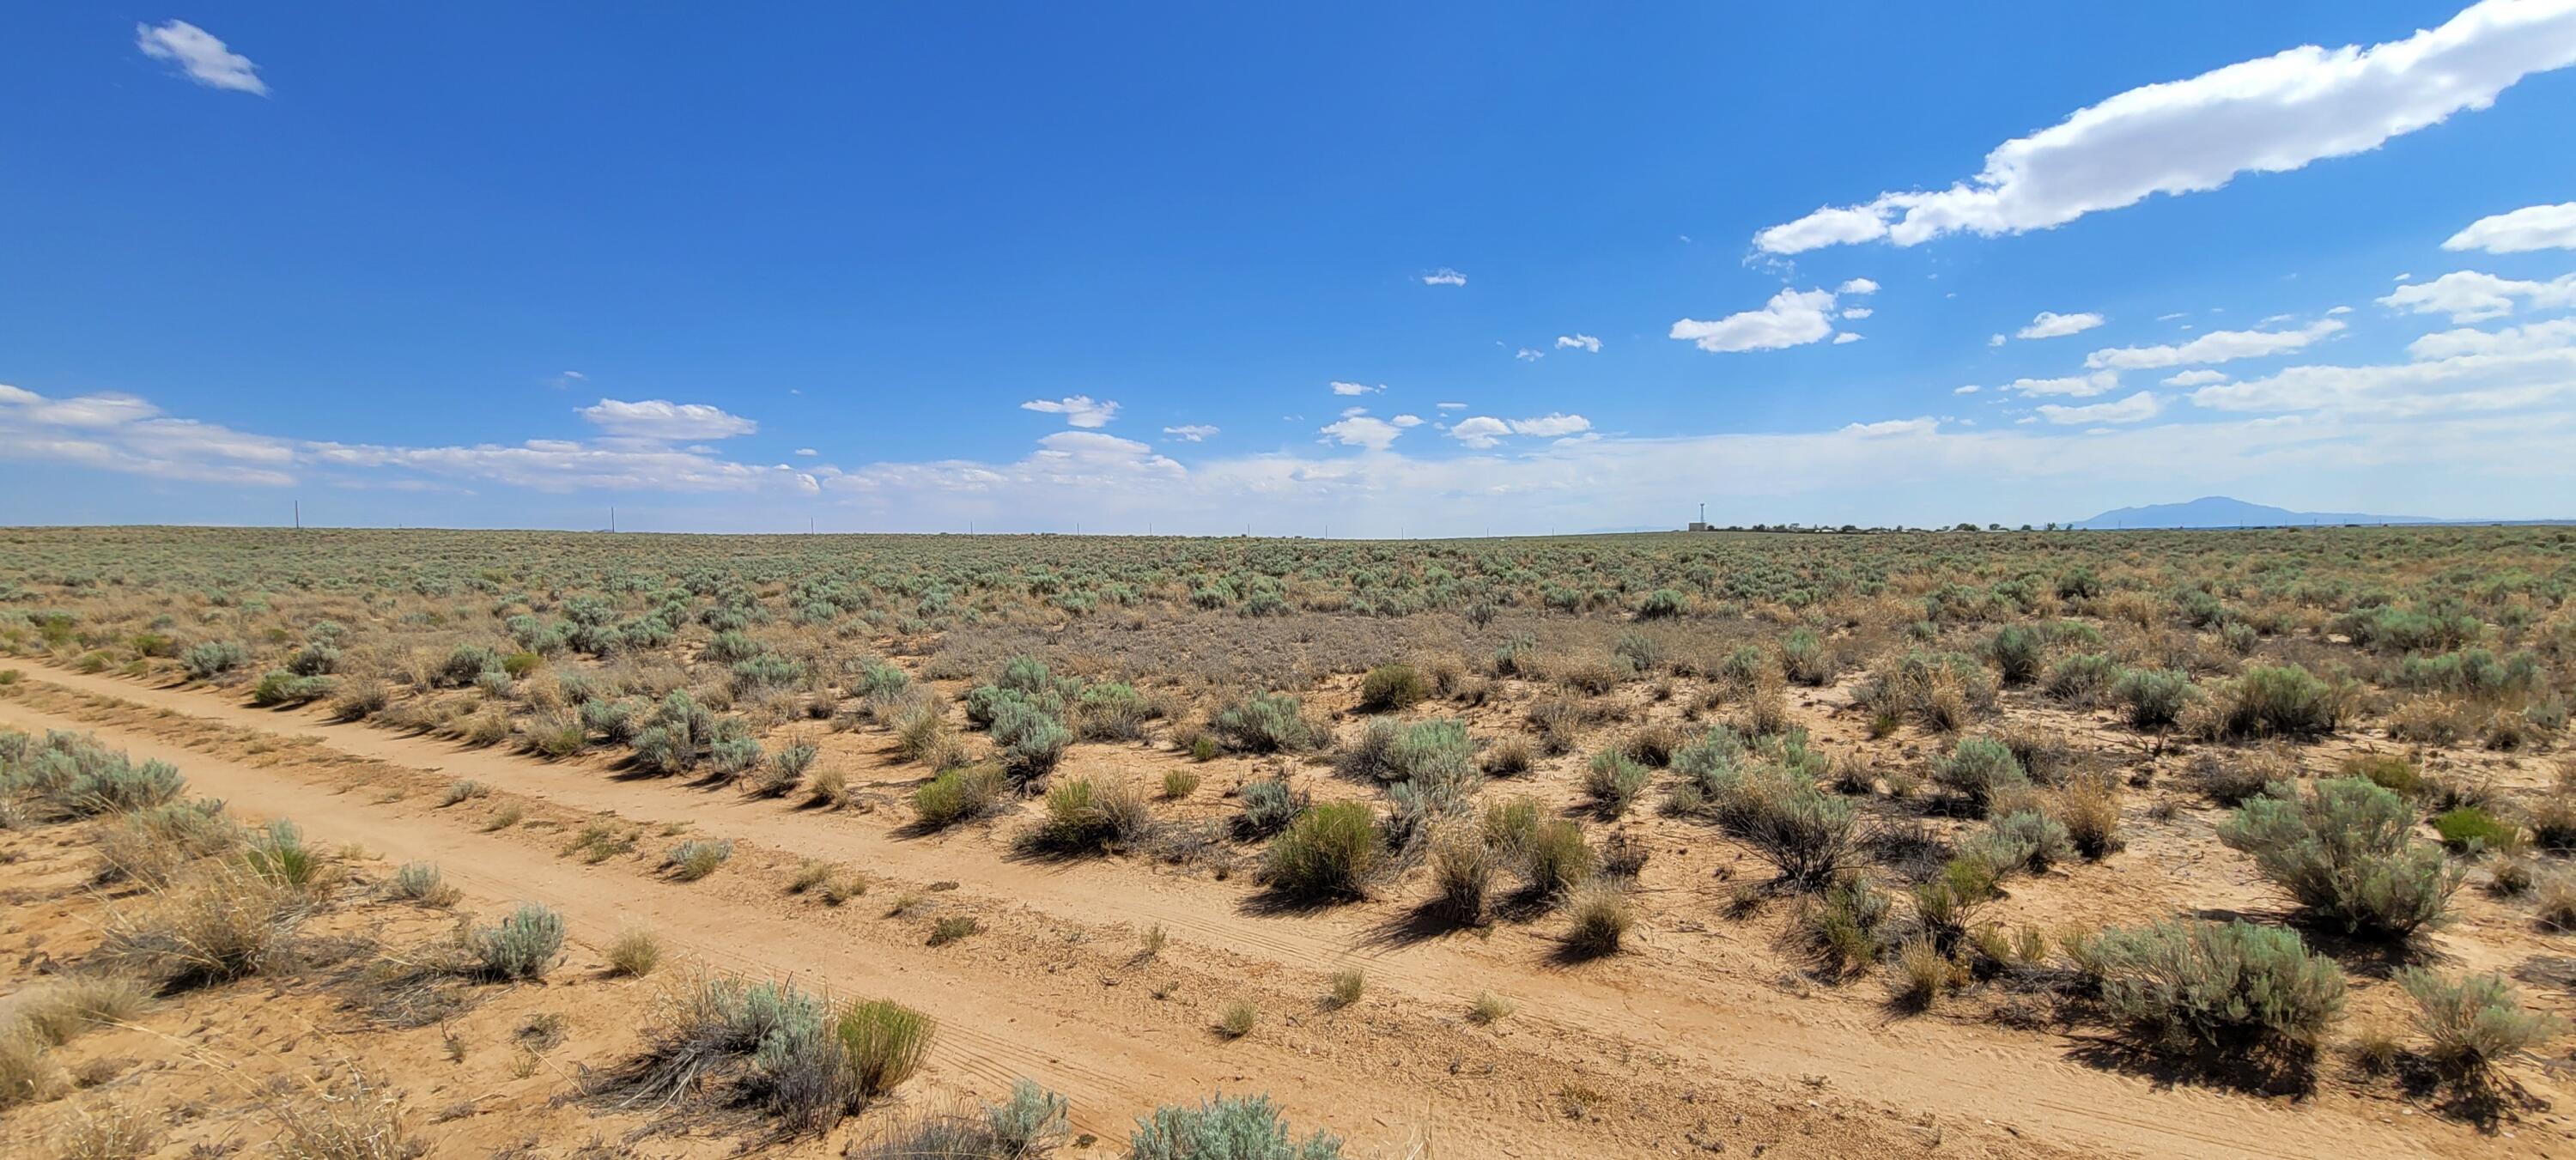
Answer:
[[2094, 920, 2345, 1051], [1074, 682, 1158, 741], [1338, 717, 1472, 786], [1703, 760, 1857, 890], [1637, 588, 1689, 620], [1212, 693, 1321, 753], [2218, 778, 2463, 938], [2198, 665, 2344, 740], [835, 999, 934, 1100], [2045, 652, 2122, 705], [2433, 807, 2518, 853], [1780, 628, 1836, 686], [1961, 810, 2073, 876], [665, 838, 735, 881], [2110, 668, 2194, 730], [1129, 1094, 1344, 1160], [2397, 969, 2565, 1077], [1235, 775, 1307, 837], [912, 765, 1007, 829], [249, 668, 335, 707], [1357, 664, 1431, 711], [1262, 802, 1381, 900], [180, 640, 248, 680], [2340, 752, 2421, 796], [467, 902, 566, 981], [1932, 736, 2029, 813], [1986, 624, 2044, 685], [1583, 750, 1650, 815]]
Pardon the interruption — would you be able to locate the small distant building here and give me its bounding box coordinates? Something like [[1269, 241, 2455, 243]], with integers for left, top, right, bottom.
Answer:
[[1686, 520, 1713, 531]]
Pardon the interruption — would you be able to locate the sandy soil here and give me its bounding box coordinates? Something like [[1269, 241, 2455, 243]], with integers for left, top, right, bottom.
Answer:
[[9, 663, 2566, 1157]]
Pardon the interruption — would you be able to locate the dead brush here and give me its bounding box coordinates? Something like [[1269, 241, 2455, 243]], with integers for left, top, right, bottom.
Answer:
[[95, 859, 310, 990]]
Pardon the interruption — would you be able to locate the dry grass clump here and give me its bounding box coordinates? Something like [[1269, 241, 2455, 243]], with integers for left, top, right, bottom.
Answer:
[[388, 861, 459, 908], [96, 859, 310, 990], [1856, 650, 1996, 732], [1467, 991, 1516, 1025], [599, 974, 933, 1134], [664, 838, 735, 881], [848, 1079, 1068, 1160], [1261, 802, 1382, 901], [609, 926, 665, 977], [268, 1066, 424, 1160], [1429, 825, 1494, 925], [2397, 969, 2564, 1083], [2044, 770, 2125, 859], [787, 859, 869, 905], [1561, 879, 1635, 957], [1326, 969, 1365, 1009], [50, 1099, 161, 1159], [911, 764, 1008, 830], [1215, 998, 1260, 1039]]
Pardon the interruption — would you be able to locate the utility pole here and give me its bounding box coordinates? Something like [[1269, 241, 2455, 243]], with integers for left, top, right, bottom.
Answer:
[[610, 507, 617, 533], [293, 501, 301, 530]]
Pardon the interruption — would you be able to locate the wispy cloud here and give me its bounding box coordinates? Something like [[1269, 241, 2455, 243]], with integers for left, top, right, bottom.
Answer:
[[1019, 395, 1121, 428]]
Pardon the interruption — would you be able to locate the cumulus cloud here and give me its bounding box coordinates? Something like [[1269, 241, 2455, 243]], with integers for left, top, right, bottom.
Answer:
[[1838, 278, 1880, 295], [1832, 332, 1864, 344], [1318, 415, 1405, 451], [2444, 203, 2576, 253], [1753, 0, 2576, 253], [1953, 385, 1983, 395], [1448, 416, 1512, 449], [2162, 369, 2232, 387], [1670, 288, 1843, 353], [1554, 334, 1602, 352], [1329, 381, 1384, 397], [1446, 412, 1593, 449], [1841, 307, 1874, 320], [2036, 391, 2164, 425], [1391, 414, 1425, 428], [1019, 394, 1121, 428], [578, 398, 759, 440], [2084, 319, 2345, 369], [2016, 311, 2105, 339], [135, 20, 267, 95], [1422, 268, 1468, 286], [1162, 424, 1219, 442], [2377, 270, 2576, 322]]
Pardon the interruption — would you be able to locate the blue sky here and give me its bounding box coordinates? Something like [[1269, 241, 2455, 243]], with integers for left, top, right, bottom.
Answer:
[[5, 2, 2576, 534]]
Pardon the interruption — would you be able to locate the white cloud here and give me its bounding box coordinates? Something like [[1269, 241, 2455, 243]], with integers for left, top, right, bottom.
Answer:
[[1162, 424, 1219, 442], [1838, 278, 1881, 295], [1953, 385, 1982, 395], [2016, 311, 2105, 339], [2326, 305, 2354, 315], [1319, 415, 1405, 451], [2404, 316, 2576, 360], [2084, 319, 2345, 369], [1753, 0, 2576, 253], [2002, 371, 2123, 398], [2192, 342, 2576, 419], [793, 447, 818, 457], [2444, 203, 2576, 253], [135, 20, 267, 95], [1436, 401, 1467, 410], [1329, 380, 1384, 397], [1019, 395, 1121, 428], [578, 398, 759, 440], [2377, 270, 2576, 322], [1554, 334, 1602, 352], [1510, 413, 1591, 437], [1447, 412, 1592, 449], [2036, 391, 2164, 425], [1670, 287, 1842, 353], [2162, 369, 2232, 387], [1422, 268, 1468, 286], [1390, 414, 1425, 428], [1840, 307, 1874, 320], [1840, 416, 1936, 437], [0, 384, 296, 485], [1515, 348, 1546, 361], [1832, 332, 1864, 344], [1988, 333, 2007, 347], [1448, 416, 1512, 449]]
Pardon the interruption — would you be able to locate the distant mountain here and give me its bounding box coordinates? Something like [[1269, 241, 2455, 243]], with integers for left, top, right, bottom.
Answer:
[[2071, 496, 2443, 530]]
